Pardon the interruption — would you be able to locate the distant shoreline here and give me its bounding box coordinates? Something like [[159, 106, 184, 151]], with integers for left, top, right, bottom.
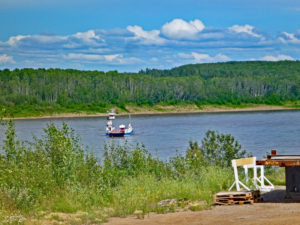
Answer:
[[3, 104, 299, 120]]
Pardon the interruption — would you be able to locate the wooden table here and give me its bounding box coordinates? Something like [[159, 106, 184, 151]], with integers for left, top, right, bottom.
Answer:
[[257, 153, 300, 199]]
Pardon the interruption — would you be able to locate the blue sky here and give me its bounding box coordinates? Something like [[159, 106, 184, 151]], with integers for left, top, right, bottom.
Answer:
[[1, 0, 300, 71]]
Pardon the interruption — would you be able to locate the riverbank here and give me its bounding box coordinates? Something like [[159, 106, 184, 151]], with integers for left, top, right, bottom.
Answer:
[[0, 117, 287, 224], [3, 103, 300, 120]]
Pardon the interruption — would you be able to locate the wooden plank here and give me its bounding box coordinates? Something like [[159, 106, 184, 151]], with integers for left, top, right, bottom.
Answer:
[[216, 191, 251, 195], [216, 190, 259, 195], [216, 199, 234, 204], [215, 199, 254, 206], [238, 200, 254, 205], [214, 201, 229, 205], [234, 157, 255, 166], [215, 192, 252, 198], [237, 200, 253, 205], [256, 159, 300, 167], [216, 191, 252, 196], [271, 156, 300, 160], [215, 196, 253, 201], [257, 154, 300, 167]]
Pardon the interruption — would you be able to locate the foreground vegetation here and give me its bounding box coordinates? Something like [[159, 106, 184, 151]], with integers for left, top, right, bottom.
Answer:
[[0, 119, 285, 224], [1, 61, 300, 117]]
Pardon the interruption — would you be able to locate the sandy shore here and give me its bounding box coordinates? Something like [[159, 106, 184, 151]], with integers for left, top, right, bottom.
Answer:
[[3, 105, 299, 120]]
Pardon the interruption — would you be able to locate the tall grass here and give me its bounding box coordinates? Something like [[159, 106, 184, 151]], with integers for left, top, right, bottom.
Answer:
[[109, 166, 233, 217], [0, 120, 262, 224]]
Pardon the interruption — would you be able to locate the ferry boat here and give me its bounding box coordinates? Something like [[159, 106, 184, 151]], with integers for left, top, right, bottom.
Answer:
[[106, 111, 133, 137]]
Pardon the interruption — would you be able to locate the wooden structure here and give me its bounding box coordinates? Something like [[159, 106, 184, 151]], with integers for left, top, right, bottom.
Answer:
[[214, 190, 261, 205], [256, 150, 300, 199]]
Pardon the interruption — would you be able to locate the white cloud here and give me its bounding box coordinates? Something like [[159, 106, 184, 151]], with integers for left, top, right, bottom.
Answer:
[[261, 54, 294, 61], [70, 30, 104, 46], [192, 53, 230, 63], [127, 25, 165, 45], [150, 57, 158, 62], [66, 53, 103, 60], [6, 34, 67, 46], [0, 54, 15, 64], [65, 53, 141, 65], [4, 30, 104, 49], [279, 32, 300, 44], [178, 52, 231, 63], [103, 54, 121, 62], [7, 35, 30, 46], [214, 53, 231, 61], [33, 35, 67, 43], [161, 19, 205, 40], [177, 53, 191, 59], [192, 53, 213, 62], [229, 24, 263, 39], [81, 48, 111, 53]]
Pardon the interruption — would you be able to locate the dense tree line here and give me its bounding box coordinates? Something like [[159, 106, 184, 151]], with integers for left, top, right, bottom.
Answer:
[[0, 61, 300, 115]]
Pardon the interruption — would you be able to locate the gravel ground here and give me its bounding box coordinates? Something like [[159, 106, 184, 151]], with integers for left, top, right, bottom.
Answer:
[[105, 187, 300, 225]]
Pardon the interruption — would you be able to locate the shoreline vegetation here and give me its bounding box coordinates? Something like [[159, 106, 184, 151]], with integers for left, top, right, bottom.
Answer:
[[3, 103, 300, 120], [0, 119, 286, 224]]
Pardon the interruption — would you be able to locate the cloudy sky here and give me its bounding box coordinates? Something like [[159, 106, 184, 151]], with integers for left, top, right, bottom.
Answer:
[[1, 0, 300, 71]]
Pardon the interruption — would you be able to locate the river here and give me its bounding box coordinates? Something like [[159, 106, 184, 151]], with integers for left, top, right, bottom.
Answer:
[[2, 110, 300, 160]]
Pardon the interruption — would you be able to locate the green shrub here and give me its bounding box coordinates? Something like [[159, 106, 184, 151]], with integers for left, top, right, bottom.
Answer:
[[186, 130, 249, 168], [0, 120, 262, 223]]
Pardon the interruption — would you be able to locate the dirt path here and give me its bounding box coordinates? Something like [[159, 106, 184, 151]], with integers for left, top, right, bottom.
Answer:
[[105, 189, 300, 225], [106, 203, 300, 225]]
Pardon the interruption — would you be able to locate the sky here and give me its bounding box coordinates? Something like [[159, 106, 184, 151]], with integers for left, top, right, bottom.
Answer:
[[0, 0, 300, 72]]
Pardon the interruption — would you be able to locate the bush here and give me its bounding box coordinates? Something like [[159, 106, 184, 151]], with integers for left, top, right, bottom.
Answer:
[[0, 121, 252, 223], [186, 130, 249, 167], [0, 121, 103, 212]]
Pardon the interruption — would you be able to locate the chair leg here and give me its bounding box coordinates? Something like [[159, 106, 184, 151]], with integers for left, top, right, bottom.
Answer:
[[238, 181, 250, 191], [260, 166, 265, 187], [233, 163, 240, 191], [253, 166, 257, 186], [244, 166, 248, 182], [229, 182, 236, 191]]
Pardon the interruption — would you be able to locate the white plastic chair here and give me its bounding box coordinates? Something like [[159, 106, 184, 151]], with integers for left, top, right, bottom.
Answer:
[[229, 157, 274, 192]]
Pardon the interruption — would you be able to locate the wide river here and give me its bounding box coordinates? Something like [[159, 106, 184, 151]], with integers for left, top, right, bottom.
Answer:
[[3, 110, 300, 160]]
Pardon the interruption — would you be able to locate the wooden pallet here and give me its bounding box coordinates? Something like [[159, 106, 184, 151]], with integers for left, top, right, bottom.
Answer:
[[214, 190, 261, 206], [215, 190, 260, 198], [215, 200, 254, 205]]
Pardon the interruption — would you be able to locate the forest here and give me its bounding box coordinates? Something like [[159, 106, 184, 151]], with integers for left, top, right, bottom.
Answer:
[[0, 61, 300, 116]]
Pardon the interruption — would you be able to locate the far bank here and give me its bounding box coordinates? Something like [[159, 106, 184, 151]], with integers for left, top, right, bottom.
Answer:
[[2, 103, 300, 120]]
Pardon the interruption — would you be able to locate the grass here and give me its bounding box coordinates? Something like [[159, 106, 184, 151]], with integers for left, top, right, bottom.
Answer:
[[1, 104, 110, 118], [108, 167, 233, 217], [266, 167, 286, 185], [0, 120, 287, 224]]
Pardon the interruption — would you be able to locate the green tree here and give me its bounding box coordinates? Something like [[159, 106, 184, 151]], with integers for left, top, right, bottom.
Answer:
[[187, 130, 248, 167], [200, 130, 248, 167]]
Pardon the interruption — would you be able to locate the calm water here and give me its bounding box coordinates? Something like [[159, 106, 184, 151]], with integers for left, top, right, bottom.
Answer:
[[2, 110, 300, 160]]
